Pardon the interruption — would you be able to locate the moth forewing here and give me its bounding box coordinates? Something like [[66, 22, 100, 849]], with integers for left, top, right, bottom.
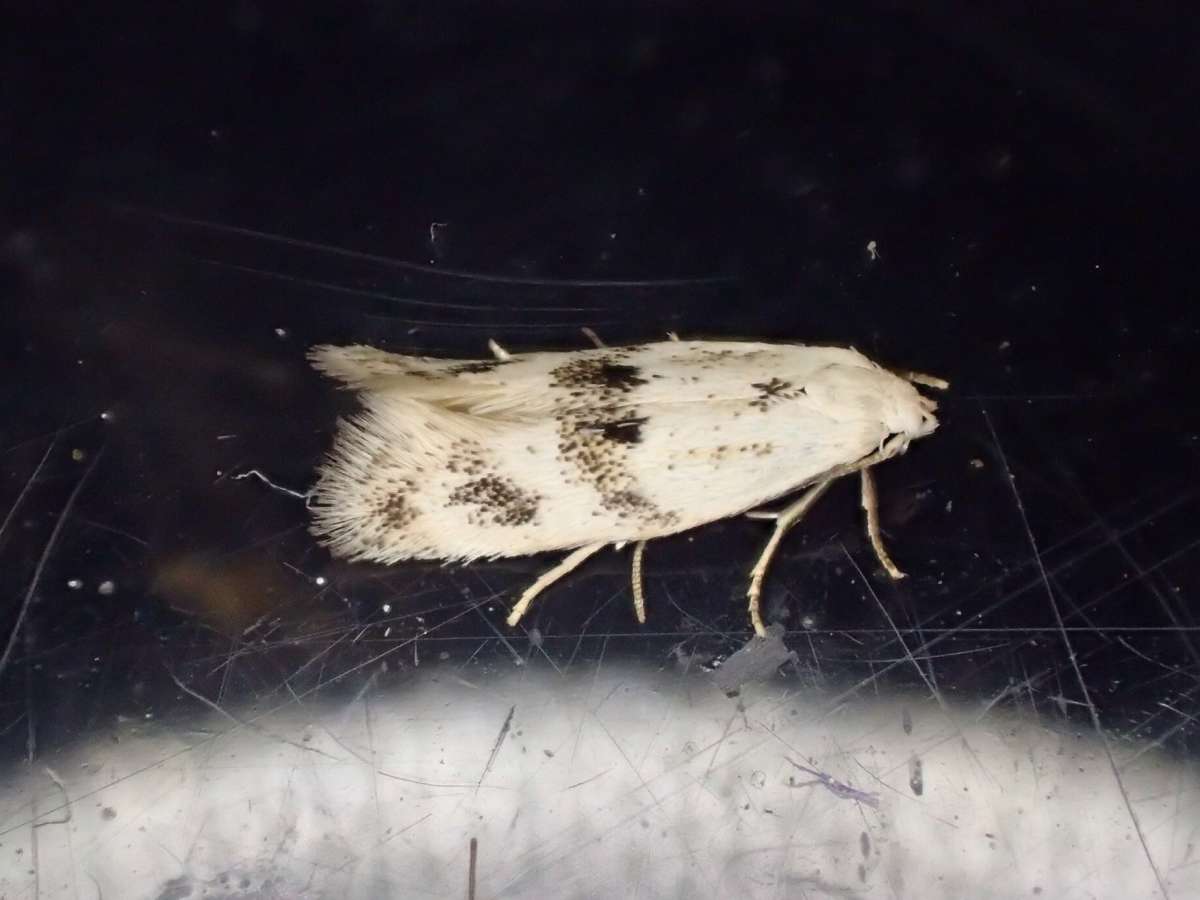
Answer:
[[309, 339, 945, 634]]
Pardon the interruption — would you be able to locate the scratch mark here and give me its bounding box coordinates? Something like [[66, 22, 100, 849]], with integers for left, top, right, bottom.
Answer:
[[167, 668, 340, 760], [471, 599, 525, 667], [477, 705, 515, 794], [983, 406, 1172, 900], [564, 768, 612, 791], [116, 204, 734, 287], [0, 447, 103, 678], [591, 712, 661, 808], [380, 812, 434, 845], [841, 544, 946, 711], [0, 438, 54, 550], [35, 767, 72, 827]]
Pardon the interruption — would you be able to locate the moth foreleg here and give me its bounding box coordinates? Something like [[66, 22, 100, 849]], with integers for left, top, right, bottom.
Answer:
[[899, 370, 950, 391], [746, 479, 834, 636], [861, 467, 906, 579], [506, 542, 607, 626]]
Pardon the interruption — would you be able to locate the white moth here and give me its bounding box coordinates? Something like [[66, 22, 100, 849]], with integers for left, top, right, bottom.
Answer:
[[309, 336, 946, 635]]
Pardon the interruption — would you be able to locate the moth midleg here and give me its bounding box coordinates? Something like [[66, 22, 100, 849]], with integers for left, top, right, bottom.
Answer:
[[630, 540, 648, 623], [580, 327, 606, 349], [505, 542, 607, 626], [487, 338, 512, 361], [861, 467, 906, 579], [746, 479, 834, 636]]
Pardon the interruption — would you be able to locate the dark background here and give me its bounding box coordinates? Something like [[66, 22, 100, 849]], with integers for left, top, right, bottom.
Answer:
[[2, 3, 1198, 760]]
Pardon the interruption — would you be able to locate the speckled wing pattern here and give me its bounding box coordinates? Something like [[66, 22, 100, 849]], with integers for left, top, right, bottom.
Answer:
[[308, 340, 934, 562]]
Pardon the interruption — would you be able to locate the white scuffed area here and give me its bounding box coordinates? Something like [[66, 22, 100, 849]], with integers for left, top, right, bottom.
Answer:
[[1, 665, 1195, 899]]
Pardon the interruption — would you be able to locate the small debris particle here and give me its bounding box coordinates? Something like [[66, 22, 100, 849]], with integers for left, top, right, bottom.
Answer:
[[909, 756, 924, 796], [713, 624, 798, 696]]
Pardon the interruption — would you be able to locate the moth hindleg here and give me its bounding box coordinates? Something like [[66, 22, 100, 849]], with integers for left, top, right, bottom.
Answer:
[[746, 479, 834, 636], [506, 542, 606, 626], [631, 540, 648, 624]]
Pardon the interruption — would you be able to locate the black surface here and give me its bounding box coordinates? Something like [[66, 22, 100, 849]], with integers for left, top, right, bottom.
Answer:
[[4, 2, 1199, 768]]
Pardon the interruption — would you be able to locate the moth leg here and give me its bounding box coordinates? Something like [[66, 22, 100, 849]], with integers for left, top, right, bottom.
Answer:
[[487, 338, 513, 362], [744, 508, 779, 521], [861, 467, 906, 579], [746, 480, 834, 636], [506, 542, 607, 626], [581, 327, 606, 348], [631, 540, 648, 624], [666, 331, 681, 342], [899, 370, 950, 390]]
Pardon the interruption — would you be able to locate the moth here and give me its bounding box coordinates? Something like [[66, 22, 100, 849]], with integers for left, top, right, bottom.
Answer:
[[308, 335, 946, 635]]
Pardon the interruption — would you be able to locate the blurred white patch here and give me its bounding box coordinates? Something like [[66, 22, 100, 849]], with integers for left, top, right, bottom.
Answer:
[[0, 665, 1193, 899]]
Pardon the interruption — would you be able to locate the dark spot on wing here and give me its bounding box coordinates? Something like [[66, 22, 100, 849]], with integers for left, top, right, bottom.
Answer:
[[444, 438, 488, 476], [446, 359, 512, 375], [750, 377, 806, 411], [551, 356, 647, 393], [597, 362, 646, 390], [601, 488, 662, 519], [377, 487, 418, 529], [448, 475, 540, 526], [548, 351, 678, 530], [590, 416, 647, 444]]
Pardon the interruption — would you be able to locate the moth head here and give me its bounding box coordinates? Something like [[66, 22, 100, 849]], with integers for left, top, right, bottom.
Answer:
[[887, 389, 938, 439], [883, 371, 945, 442]]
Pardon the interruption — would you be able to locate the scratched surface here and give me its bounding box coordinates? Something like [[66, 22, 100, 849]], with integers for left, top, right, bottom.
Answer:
[[3, 7, 1199, 899]]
